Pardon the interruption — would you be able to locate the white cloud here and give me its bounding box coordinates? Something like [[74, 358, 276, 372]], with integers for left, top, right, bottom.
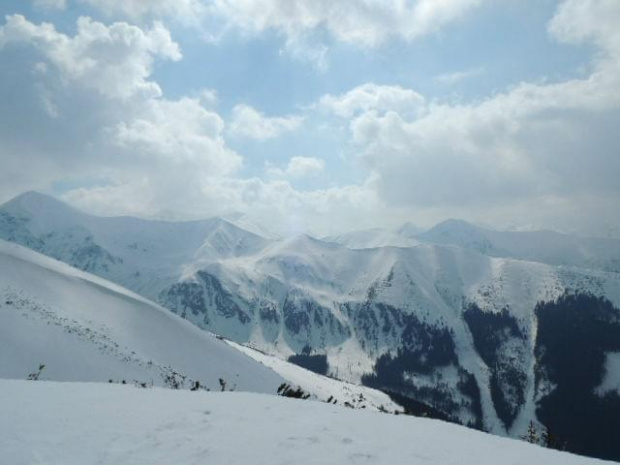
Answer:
[[210, 0, 484, 47], [0, 14, 367, 237], [436, 67, 484, 85], [0, 15, 241, 215], [32, 0, 67, 10], [320, 0, 620, 230], [2, 1, 620, 237], [267, 156, 326, 179], [112, 97, 241, 175], [349, 75, 620, 207], [0, 15, 181, 100], [78, 0, 208, 26], [285, 156, 325, 178], [228, 104, 303, 140], [318, 83, 425, 119], [198, 88, 218, 108], [69, 0, 483, 46], [62, 176, 381, 236], [549, 0, 620, 57], [35, 1, 483, 69]]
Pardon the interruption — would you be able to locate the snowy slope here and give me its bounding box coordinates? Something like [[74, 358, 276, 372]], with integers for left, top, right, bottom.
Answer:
[[0, 239, 399, 410], [0, 239, 282, 392], [0, 380, 609, 465], [228, 340, 401, 412]]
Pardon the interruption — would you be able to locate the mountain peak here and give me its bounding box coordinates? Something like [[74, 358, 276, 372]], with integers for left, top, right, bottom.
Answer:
[[394, 221, 423, 237], [431, 218, 480, 232], [0, 191, 87, 233], [0, 191, 71, 210], [419, 219, 491, 247]]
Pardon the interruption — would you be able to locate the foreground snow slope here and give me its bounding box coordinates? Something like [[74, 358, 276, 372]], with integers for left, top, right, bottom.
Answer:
[[0, 380, 609, 465], [0, 239, 282, 392]]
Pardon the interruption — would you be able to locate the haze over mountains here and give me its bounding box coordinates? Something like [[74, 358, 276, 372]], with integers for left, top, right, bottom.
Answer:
[[2, 191, 620, 461]]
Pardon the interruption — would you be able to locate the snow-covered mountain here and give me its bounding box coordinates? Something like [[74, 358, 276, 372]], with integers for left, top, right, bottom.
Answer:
[[420, 219, 620, 273], [0, 191, 273, 298], [0, 379, 607, 465], [2, 192, 620, 461], [0, 239, 399, 411], [324, 227, 420, 249], [158, 234, 620, 457]]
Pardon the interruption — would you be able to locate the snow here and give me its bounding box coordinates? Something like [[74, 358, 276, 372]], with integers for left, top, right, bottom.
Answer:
[[229, 341, 402, 412], [0, 239, 284, 392], [421, 218, 620, 273], [596, 352, 620, 396], [0, 191, 273, 301], [0, 380, 609, 465], [4, 192, 620, 438], [324, 227, 420, 249], [0, 239, 402, 409]]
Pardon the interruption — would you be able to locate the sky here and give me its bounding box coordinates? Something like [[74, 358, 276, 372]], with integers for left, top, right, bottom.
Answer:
[[0, 0, 619, 237]]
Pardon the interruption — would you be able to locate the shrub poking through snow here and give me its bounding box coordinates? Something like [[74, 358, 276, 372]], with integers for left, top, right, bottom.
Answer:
[[27, 364, 45, 381], [277, 383, 311, 399]]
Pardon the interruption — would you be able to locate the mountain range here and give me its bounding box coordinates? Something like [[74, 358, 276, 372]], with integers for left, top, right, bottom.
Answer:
[[2, 191, 620, 461]]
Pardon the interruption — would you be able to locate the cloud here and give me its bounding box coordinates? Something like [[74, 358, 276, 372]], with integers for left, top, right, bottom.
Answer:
[[2, 1, 620, 238], [112, 97, 241, 175], [0, 15, 241, 213], [332, 0, 620, 227], [318, 83, 425, 119], [77, 0, 208, 26], [0, 14, 371, 236], [228, 104, 303, 140], [549, 0, 620, 57], [267, 156, 326, 179], [62, 175, 381, 236], [0, 15, 181, 100], [69, 0, 484, 46], [41, 1, 484, 69], [210, 0, 484, 47], [198, 88, 218, 108], [436, 67, 484, 85], [32, 0, 67, 10]]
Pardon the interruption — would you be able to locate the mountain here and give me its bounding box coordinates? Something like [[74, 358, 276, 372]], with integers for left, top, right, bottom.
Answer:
[[220, 211, 282, 240], [0, 191, 273, 298], [420, 219, 620, 273], [0, 239, 399, 411], [324, 226, 420, 249], [158, 235, 620, 456], [395, 221, 425, 237], [2, 192, 620, 460], [0, 379, 606, 465]]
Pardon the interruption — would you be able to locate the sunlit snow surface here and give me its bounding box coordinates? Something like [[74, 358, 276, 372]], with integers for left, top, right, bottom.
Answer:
[[0, 380, 610, 465]]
